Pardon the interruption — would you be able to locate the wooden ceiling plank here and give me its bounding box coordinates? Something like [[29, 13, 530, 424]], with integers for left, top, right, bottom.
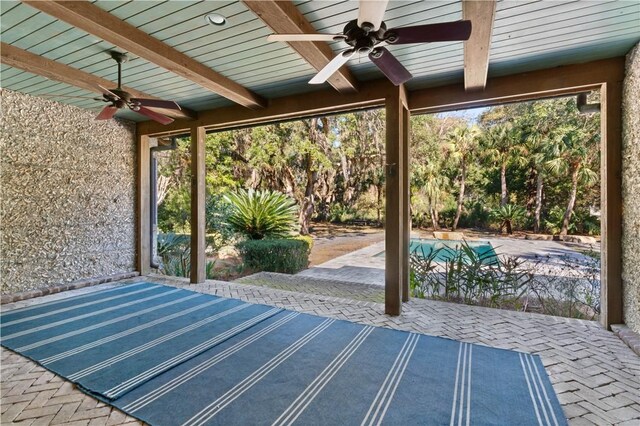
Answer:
[[0, 42, 197, 120], [463, 0, 496, 91], [22, 0, 266, 109], [242, 0, 359, 94]]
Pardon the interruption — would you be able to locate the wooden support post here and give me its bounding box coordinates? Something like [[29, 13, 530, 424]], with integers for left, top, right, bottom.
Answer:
[[137, 134, 151, 276], [402, 107, 411, 303], [190, 126, 206, 284], [600, 80, 623, 329], [385, 87, 409, 315]]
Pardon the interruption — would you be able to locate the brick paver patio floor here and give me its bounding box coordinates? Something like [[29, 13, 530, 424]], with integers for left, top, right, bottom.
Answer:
[[2, 274, 639, 425]]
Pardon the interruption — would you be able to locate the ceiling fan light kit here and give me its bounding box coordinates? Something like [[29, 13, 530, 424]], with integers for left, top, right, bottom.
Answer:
[[267, 0, 472, 87]]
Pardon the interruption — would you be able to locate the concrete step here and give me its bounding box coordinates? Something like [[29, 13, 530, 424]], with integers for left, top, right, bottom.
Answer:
[[234, 272, 384, 303]]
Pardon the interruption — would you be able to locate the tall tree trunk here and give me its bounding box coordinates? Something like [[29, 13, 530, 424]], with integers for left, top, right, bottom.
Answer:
[[500, 161, 508, 206], [376, 183, 382, 222], [534, 171, 544, 233], [299, 154, 316, 235], [156, 175, 171, 206], [452, 160, 466, 231], [560, 163, 581, 236], [429, 207, 438, 231]]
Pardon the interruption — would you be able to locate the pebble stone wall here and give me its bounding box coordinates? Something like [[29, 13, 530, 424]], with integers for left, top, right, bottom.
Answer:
[[622, 43, 640, 334], [1, 90, 137, 294]]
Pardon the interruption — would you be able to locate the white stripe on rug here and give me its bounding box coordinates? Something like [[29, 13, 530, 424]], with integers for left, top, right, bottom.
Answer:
[[40, 295, 220, 364], [2, 287, 180, 341], [524, 353, 553, 426], [124, 312, 300, 413], [450, 342, 472, 426], [362, 333, 419, 426], [68, 303, 251, 381], [520, 352, 544, 426], [182, 318, 335, 426], [374, 333, 419, 426], [18, 289, 193, 352], [273, 325, 375, 426], [450, 341, 465, 426], [105, 307, 282, 399], [2, 285, 160, 326], [530, 354, 560, 426], [0, 282, 148, 317]]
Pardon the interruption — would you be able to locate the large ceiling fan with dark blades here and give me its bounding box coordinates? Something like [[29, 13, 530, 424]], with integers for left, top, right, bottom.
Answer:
[[267, 0, 472, 86], [94, 51, 180, 125]]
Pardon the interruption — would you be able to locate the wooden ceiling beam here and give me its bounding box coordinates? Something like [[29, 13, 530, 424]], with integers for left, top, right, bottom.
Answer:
[[409, 57, 625, 113], [138, 56, 626, 136], [463, 0, 496, 91], [22, 0, 266, 109], [138, 78, 395, 136], [243, 0, 359, 94], [0, 42, 196, 120]]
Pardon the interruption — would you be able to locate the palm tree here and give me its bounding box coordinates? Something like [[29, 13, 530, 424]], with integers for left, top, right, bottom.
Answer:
[[414, 161, 448, 230], [491, 204, 525, 235], [481, 124, 522, 207], [546, 121, 599, 236], [446, 125, 480, 230]]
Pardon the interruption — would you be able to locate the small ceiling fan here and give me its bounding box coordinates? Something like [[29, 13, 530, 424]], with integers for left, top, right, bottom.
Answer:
[[93, 51, 180, 124], [267, 0, 472, 86]]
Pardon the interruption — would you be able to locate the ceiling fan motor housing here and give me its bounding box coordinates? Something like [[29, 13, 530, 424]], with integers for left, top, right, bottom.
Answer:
[[343, 19, 387, 54]]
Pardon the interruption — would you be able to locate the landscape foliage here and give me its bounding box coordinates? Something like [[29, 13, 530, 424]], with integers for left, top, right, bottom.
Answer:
[[157, 97, 600, 241]]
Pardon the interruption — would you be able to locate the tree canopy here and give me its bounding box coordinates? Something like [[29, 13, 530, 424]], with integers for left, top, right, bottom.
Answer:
[[157, 96, 600, 237]]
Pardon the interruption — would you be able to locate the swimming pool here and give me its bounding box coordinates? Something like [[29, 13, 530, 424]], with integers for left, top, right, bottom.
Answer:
[[376, 239, 498, 264]]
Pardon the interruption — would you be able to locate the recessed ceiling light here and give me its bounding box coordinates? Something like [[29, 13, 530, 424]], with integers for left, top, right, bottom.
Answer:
[[205, 13, 226, 26]]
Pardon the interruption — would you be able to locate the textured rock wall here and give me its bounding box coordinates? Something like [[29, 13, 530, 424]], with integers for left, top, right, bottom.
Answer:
[[1, 90, 136, 294], [622, 43, 640, 333]]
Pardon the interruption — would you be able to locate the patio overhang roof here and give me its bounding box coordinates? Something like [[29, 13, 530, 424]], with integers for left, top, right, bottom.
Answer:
[[1, 1, 637, 120]]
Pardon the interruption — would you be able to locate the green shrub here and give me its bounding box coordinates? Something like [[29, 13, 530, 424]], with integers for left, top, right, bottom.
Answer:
[[237, 238, 311, 273], [410, 241, 532, 309], [224, 189, 298, 240]]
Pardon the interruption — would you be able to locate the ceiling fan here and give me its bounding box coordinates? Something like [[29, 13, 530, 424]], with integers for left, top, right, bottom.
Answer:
[[93, 51, 180, 124], [267, 0, 472, 86]]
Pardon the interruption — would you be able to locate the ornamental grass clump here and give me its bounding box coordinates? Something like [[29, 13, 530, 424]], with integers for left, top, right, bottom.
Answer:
[[224, 189, 298, 240]]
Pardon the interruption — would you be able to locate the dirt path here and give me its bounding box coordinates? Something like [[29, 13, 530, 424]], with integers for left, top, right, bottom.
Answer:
[[307, 223, 384, 266]]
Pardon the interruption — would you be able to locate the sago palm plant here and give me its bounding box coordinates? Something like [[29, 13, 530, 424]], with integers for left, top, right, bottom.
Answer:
[[224, 189, 298, 240], [491, 204, 525, 235]]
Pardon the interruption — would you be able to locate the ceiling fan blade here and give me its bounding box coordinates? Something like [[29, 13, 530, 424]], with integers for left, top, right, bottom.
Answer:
[[386, 20, 472, 44], [267, 34, 344, 42], [97, 84, 120, 99], [369, 47, 413, 86], [309, 49, 356, 85], [358, 0, 389, 31], [95, 105, 118, 120], [136, 106, 174, 125], [133, 98, 181, 110]]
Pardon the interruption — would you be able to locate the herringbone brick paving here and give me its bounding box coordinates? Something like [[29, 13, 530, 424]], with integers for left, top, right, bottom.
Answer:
[[234, 271, 385, 303], [2, 275, 639, 425]]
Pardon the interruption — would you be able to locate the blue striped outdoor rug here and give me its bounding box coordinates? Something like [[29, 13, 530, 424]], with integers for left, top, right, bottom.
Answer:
[[1, 282, 566, 425]]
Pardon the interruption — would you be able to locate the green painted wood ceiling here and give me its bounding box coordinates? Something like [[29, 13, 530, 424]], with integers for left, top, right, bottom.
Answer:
[[1, 0, 639, 122]]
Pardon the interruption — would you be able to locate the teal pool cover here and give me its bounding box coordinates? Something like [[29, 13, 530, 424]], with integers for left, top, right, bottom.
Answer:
[[1, 282, 566, 426], [377, 239, 498, 265]]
